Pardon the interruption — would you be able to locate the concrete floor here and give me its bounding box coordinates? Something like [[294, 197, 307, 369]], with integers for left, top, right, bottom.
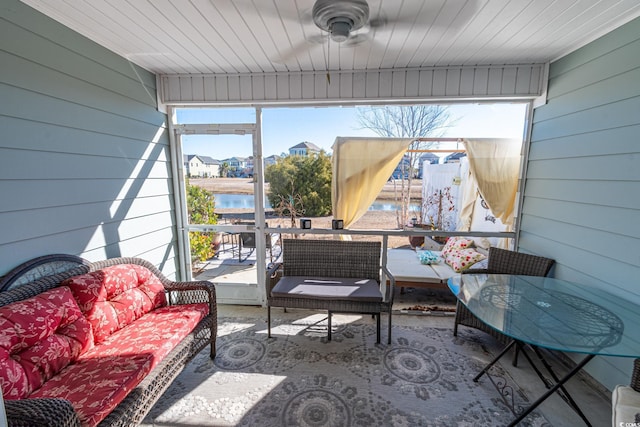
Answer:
[[217, 303, 613, 427]]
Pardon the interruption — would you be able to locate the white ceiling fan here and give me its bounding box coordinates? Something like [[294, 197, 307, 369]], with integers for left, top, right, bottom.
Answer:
[[273, 0, 388, 66], [311, 0, 385, 45], [274, 0, 479, 72]]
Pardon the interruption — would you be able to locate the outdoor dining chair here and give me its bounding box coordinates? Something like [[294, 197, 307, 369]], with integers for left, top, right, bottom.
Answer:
[[237, 221, 280, 263], [454, 247, 555, 347]]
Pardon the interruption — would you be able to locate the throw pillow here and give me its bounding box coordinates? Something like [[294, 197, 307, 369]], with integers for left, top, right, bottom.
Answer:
[[441, 236, 475, 257], [445, 248, 487, 273], [64, 264, 167, 344], [418, 250, 440, 265], [0, 286, 93, 399]]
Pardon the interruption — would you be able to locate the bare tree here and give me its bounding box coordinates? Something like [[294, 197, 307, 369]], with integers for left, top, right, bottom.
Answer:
[[357, 105, 452, 227]]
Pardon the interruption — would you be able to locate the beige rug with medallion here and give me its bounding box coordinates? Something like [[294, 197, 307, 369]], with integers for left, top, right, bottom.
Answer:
[[142, 314, 549, 427]]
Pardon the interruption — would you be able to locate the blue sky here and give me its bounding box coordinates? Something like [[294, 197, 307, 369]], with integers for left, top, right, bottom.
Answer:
[[177, 103, 527, 160]]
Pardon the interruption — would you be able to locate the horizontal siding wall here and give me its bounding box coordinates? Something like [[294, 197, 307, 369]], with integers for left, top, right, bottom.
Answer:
[[0, 0, 179, 278], [525, 17, 640, 390], [159, 64, 545, 105]]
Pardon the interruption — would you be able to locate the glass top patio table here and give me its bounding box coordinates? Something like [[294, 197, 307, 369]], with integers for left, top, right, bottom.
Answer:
[[448, 274, 640, 358]]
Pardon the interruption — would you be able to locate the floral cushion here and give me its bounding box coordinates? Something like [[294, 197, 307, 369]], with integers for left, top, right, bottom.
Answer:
[[30, 302, 209, 427], [63, 264, 167, 343], [440, 236, 475, 258], [0, 286, 93, 400], [444, 248, 487, 273]]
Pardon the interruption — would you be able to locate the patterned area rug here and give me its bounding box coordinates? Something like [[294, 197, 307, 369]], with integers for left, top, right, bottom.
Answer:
[[142, 316, 550, 427]]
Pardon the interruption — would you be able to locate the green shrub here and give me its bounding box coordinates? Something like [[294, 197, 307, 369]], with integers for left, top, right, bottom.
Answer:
[[186, 181, 218, 265], [265, 152, 332, 217]]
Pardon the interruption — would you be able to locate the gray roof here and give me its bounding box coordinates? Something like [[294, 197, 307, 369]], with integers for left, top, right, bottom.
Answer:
[[199, 155, 220, 165], [290, 141, 321, 151], [419, 153, 440, 160], [444, 152, 466, 162], [184, 154, 220, 164]]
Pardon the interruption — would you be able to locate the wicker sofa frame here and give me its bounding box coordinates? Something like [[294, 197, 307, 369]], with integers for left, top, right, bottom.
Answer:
[[1, 255, 217, 427], [454, 247, 555, 345], [266, 239, 395, 344]]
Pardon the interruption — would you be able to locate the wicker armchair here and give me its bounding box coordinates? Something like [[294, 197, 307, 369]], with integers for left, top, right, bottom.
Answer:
[[266, 239, 395, 344], [454, 247, 555, 344]]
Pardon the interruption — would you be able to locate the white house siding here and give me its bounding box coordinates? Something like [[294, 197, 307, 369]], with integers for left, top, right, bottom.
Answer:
[[525, 17, 640, 390], [0, 0, 179, 279], [159, 64, 546, 105]]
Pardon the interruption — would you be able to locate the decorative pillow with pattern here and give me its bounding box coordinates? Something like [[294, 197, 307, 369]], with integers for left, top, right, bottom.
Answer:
[[63, 264, 167, 344], [0, 286, 93, 400], [441, 236, 475, 258], [444, 248, 487, 273]]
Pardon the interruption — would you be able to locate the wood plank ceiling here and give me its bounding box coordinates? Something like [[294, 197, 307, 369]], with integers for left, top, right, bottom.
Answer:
[[20, 0, 640, 77]]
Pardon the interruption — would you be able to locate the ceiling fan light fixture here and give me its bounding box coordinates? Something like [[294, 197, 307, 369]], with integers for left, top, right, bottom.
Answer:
[[328, 19, 352, 42]]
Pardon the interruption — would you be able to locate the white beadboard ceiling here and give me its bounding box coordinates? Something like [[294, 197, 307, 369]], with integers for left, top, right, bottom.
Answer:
[[21, 0, 640, 76]]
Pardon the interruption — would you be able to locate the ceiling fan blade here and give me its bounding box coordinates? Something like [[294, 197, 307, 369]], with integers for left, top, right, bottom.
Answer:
[[368, 14, 387, 29], [271, 36, 325, 65], [343, 33, 370, 47]]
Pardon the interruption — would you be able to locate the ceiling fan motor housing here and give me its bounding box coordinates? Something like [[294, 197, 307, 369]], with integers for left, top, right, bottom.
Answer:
[[312, 0, 370, 42]]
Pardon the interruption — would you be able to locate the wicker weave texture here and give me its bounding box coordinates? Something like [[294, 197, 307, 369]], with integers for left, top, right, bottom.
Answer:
[[484, 247, 555, 276], [1, 256, 217, 427], [5, 398, 81, 427], [455, 247, 555, 342], [268, 239, 393, 344], [631, 359, 640, 392], [0, 254, 90, 292], [282, 239, 381, 279]]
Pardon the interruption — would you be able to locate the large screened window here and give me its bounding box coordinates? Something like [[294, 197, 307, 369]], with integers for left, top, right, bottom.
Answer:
[[171, 103, 528, 304]]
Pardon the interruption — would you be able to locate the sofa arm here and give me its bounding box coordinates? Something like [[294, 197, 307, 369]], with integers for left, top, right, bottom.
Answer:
[[164, 280, 216, 320], [164, 281, 216, 304], [266, 262, 283, 293], [6, 398, 80, 427]]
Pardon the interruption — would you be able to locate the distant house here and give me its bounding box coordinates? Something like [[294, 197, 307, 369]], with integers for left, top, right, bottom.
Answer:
[[199, 156, 221, 177], [391, 155, 412, 179], [443, 152, 466, 163], [418, 153, 440, 178], [222, 156, 252, 177], [289, 141, 321, 156], [183, 155, 220, 177], [223, 156, 249, 170], [264, 154, 280, 167]]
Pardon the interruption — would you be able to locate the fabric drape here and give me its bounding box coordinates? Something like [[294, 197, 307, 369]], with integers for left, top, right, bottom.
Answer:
[[332, 137, 413, 229], [456, 157, 478, 231], [463, 138, 521, 226]]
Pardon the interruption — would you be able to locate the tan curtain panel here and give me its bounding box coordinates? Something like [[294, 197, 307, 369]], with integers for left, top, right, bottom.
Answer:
[[456, 157, 478, 231], [463, 138, 522, 226], [332, 137, 413, 229]]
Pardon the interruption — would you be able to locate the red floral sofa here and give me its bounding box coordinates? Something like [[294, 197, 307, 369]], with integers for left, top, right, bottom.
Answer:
[[0, 256, 217, 427]]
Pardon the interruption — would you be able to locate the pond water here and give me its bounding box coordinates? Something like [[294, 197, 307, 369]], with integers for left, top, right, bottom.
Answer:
[[214, 193, 419, 212], [214, 194, 272, 209]]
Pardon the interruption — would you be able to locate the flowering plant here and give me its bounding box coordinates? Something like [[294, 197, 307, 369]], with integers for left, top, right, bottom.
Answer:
[[422, 186, 456, 231]]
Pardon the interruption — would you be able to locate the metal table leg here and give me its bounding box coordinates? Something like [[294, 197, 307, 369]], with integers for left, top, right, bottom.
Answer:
[[474, 340, 595, 427], [508, 353, 595, 427]]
